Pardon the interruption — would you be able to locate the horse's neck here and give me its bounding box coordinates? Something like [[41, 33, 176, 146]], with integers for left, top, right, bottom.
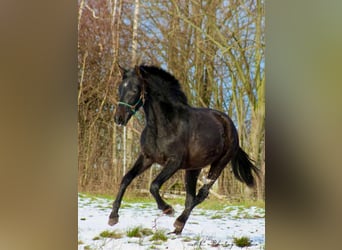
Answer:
[[143, 99, 177, 136]]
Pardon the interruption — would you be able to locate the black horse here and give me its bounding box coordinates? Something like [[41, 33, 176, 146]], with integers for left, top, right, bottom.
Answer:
[[109, 65, 259, 234]]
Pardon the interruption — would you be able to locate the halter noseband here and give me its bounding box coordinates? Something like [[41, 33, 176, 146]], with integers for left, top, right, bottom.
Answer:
[[117, 93, 143, 115]]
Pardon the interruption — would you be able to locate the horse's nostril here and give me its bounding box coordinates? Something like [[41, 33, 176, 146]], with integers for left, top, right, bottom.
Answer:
[[114, 115, 122, 125], [119, 115, 127, 125], [118, 117, 123, 124]]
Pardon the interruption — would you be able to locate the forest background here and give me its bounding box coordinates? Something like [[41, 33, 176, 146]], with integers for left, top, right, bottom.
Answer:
[[78, 0, 265, 201]]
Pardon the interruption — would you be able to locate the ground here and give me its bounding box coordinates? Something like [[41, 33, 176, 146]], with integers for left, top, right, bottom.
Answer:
[[78, 194, 265, 249]]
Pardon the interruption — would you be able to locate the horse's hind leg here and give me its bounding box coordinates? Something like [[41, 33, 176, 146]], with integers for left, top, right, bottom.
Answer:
[[193, 159, 229, 206], [173, 155, 232, 234], [172, 169, 200, 234]]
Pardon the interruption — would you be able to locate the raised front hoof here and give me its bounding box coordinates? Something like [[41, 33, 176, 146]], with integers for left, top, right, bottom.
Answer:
[[162, 206, 175, 216], [172, 220, 185, 235], [108, 215, 119, 226]]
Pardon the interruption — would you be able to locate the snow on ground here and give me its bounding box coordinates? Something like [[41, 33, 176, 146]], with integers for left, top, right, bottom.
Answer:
[[78, 194, 265, 250]]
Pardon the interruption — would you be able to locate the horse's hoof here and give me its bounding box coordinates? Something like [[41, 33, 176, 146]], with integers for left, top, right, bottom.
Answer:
[[108, 216, 119, 226], [163, 206, 175, 216], [173, 220, 184, 234], [171, 229, 182, 235], [168, 230, 182, 235]]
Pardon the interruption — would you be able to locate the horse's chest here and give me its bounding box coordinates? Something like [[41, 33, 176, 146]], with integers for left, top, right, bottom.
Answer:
[[141, 136, 176, 164], [142, 144, 165, 164]]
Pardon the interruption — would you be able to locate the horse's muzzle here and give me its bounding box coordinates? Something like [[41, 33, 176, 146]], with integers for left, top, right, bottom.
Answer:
[[114, 106, 132, 126]]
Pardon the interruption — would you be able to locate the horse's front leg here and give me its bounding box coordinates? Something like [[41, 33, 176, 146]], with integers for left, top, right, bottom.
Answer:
[[150, 157, 181, 216], [108, 154, 152, 226]]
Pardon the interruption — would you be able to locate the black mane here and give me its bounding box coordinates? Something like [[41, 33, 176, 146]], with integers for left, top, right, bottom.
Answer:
[[139, 65, 189, 106]]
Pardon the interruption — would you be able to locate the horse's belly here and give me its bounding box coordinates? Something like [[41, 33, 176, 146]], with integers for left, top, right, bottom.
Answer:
[[185, 140, 223, 169]]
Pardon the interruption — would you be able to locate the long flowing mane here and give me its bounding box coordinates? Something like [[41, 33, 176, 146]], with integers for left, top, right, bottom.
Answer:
[[139, 65, 189, 106]]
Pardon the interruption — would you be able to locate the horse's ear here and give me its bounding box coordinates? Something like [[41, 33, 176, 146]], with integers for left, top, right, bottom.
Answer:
[[117, 64, 126, 77]]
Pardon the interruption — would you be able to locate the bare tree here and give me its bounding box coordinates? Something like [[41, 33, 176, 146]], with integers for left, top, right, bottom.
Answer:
[[78, 0, 265, 200]]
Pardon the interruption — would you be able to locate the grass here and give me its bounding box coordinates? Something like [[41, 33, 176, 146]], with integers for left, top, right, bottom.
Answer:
[[197, 199, 228, 210], [182, 234, 201, 243], [210, 213, 224, 219], [193, 235, 202, 241], [182, 236, 192, 242], [120, 203, 133, 208], [79, 192, 113, 200], [126, 226, 154, 238], [99, 230, 124, 239], [141, 227, 154, 236], [237, 212, 263, 219], [197, 198, 264, 210], [127, 227, 143, 238], [150, 230, 168, 242], [224, 206, 235, 213], [233, 236, 252, 247], [139, 203, 151, 209], [79, 192, 265, 210], [230, 206, 265, 219]]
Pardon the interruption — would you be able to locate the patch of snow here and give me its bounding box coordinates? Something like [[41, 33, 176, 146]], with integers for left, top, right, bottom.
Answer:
[[78, 194, 265, 249]]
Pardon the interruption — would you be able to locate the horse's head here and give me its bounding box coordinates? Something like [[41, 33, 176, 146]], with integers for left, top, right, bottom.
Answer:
[[114, 65, 144, 126]]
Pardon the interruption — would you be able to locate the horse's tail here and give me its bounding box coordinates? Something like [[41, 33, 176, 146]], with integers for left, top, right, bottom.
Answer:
[[231, 147, 259, 187]]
